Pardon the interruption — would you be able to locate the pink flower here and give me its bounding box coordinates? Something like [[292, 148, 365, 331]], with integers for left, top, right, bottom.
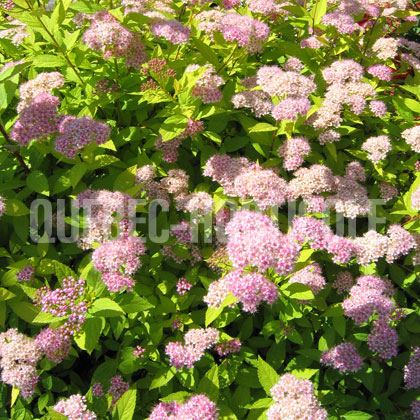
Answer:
[[55, 115, 110, 159], [278, 136, 311, 170], [268, 374, 327, 420], [321, 342, 363, 372], [36, 328, 70, 363], [151, 19, 191, 45], [54, 394, 97, 420], [404, 347, 420, 389]]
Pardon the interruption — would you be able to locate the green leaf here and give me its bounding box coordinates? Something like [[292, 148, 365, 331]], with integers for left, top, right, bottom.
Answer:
[[112, 389, 136, 420], [193, 38, 219, 67], [74, 317, 104, 353], [54, 261, 76, 280], [89, 298, 125, 317], [5, 199, 30, 216], [27, 171, 49, 196], [248, 123, 277, 133], [32, 55, 66, 68], [197, 365, 219, 402], [159, 115, 189, 142], [150, 368, 175, 390], [69, 163, 87, 189], [342, 411, 373, 420], [332, 316, 346, 338], [403, 98, 420, 114], [205, 294, 237, 327], [32, 311, 64, 325], [8, 300, 39, 323], [51, 0, 72, 27], [11, 386, 19, 407], [311, 0, 327, 24], [282, 282, 314, 300], [0, 287, 15, 301], [115, 293, 154, 313], [257, 357, 279, 395], [291, 368, 318, 379]]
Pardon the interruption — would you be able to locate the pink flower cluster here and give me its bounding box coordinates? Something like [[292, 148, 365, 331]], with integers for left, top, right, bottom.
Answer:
[[91, 375, 129, 407], [353, 225, 415, 266], [74, 189, 136, 249], [291, 216, 355, 264], [82, 11, 147, 68], [16, 264, 34, 282], [204, 269, 278, 313], [321, 342, 363, 372], [289, 263, 326, 303], [367, 319, 399, 360], [379, 182, 398, 202], [220, 14, 270, 53], [342, 275, 395, 325], [17, 71, 64, 111], [36, 327, 71, 364], [361, 135, 392, 164], [0, 196, 5, 216], [151, 19, 191, 45], [278, 136, 311, 171], [214, 338, 241, 356], [402, 125, 420, 153], [310, 60, 377, 130], [204, 154, 288, 210], [92, 234, 146, 293], [165, 328, 219, 369], [108, 375, 129, 408], [412, 185, 420, 210], [150, 394, 218, 420], [54, 394, 97, 420], [55, 116, 110, 159], [322, 12, 358, 34], [170, 221, 192, 243], [10, 93, 61, 146], [0, 329, 42, 398], [225, 210, 300, 275], [257, 65, 316, 98], [342, 275, 400, 359], [412, 401, 420, 420], [176, 277, 192, 295], [267, 374, 327, 420], [33, 276, 87, 336], [186, 65, 225, 103], [404, 347, 420, 389], [367, 64, 393, 81], [333, 271, 354, 294], [231, 76, 273, 117], [133, 345, 146, 358]]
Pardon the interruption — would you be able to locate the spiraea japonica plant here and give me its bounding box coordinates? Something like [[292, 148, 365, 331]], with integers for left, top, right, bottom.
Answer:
[[2, 0, 420, 419]]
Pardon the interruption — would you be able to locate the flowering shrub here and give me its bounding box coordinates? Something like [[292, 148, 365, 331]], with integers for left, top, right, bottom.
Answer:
[[2, 0, 420, 419]]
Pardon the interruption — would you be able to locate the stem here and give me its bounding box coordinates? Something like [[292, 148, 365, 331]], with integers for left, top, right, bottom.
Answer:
[[24, 0, 86, 88], [0, 120, 30, 174], [403, 214, 420, 226], [217, 45, 238, 74], [174, 45, 182, 61], [312, 0, 319, 30], [114, 59, 122, 128]]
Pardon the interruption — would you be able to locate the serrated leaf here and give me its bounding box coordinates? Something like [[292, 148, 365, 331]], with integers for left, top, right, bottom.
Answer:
[[342, 411, 372, 420], [150, 368, 175, 390], [5, 199, 30, 216], [89, 298, 125, 317], [27, 170, 49, 196], [257, 357, 279, 395], [197, 365, 219, 402], [112, 389, 136, 420]]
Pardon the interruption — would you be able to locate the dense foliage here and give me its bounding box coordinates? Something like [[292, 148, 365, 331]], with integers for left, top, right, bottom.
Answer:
[[2, 0, 420, 419]]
